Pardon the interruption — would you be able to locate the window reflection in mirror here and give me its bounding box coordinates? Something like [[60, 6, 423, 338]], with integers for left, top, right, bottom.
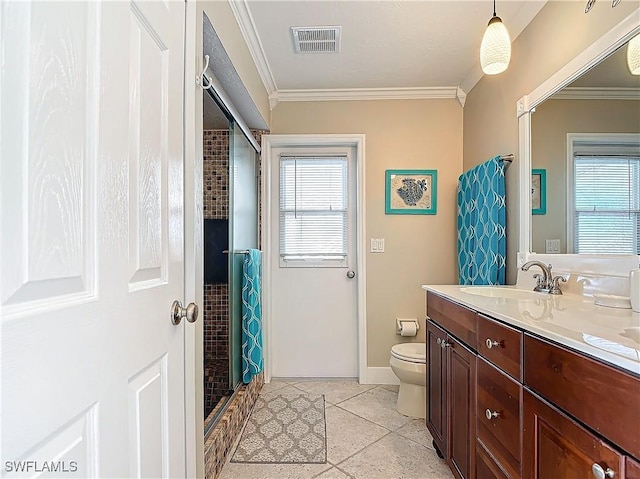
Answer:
[[531, 41, 640, 255]]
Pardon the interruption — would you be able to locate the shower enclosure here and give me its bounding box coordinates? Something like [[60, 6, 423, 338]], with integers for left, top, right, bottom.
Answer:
[[202, 90, 260, 436]]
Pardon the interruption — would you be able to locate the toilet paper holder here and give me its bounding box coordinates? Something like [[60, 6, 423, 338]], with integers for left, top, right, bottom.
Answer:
[[396, 318, 419, 336]]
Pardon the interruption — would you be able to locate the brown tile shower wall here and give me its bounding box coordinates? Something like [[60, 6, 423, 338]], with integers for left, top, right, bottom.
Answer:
[[203, 130, 231, 418], [203, 130, 229, 220], [203, 283, 229, 415]]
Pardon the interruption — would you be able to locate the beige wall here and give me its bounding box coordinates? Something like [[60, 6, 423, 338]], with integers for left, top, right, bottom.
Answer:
[[463, 0, 637, 283], [531, 99, 640, 254], [270, 99, 462, 367], [198, 1, 271, 127]]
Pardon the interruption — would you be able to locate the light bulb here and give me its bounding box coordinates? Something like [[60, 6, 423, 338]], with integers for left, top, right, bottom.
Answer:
[[480, 16, 512, 75], [627, 33, 640, 75]]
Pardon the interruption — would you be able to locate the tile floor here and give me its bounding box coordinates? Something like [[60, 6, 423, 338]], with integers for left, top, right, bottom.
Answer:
[[219, 379, 454, 479]]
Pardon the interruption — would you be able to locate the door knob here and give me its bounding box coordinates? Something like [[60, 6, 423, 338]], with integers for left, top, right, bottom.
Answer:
[[346, 270, 356, 279], [592, 463, 615, 479], [171, 300, 199, 325], [485, 409, 500, 420]]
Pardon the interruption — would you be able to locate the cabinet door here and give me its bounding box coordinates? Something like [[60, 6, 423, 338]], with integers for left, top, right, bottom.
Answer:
[[449, 336, 477, 479], [523, 390, 624, 479], [427, 319, 448, 458], [627, 457, 640, 479]]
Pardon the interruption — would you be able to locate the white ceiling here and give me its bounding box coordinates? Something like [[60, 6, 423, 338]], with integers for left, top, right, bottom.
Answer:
[[237, 0, 547, 103]]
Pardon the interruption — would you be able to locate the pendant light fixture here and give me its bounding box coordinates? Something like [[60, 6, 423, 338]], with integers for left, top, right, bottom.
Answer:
[[628, 33, 640, 75], [480, 0, 511, 75]]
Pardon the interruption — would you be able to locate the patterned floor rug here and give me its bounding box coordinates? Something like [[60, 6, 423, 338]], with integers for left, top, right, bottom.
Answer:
[[231, 393, 327, 464]]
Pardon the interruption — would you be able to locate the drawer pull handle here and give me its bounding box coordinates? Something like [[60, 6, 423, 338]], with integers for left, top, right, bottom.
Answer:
[[485, 339, 501, 349], [436, 337, 442, 345], [440, 341, 451, 349], [485, 409, 500, 420], [592, 463, 615, 479]]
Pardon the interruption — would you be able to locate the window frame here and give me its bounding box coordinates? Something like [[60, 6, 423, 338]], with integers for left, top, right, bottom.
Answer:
[[278, 154, 350, 268], [566, 133, 640, 254]]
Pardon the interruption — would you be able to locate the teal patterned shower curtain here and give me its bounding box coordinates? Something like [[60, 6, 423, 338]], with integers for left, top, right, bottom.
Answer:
[[457, 156, 507, 285]]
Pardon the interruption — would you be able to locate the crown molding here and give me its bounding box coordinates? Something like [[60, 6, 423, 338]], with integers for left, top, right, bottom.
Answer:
[[552, 86, 640, 100], [228, 0, 277, 96], [269, 86, 464, 109]]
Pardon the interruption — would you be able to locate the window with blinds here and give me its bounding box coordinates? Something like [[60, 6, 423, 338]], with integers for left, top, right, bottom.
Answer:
[[573, 154, 640, 254], [279, 155, 348, 266]]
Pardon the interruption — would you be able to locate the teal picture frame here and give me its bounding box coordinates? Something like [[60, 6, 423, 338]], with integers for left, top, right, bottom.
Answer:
[[385, 169, 437, 215], [532, 169, 547, 215]]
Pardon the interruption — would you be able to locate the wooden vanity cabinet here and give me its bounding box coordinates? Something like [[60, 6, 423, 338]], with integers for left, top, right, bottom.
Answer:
[[426, 291, 477, 479], [426, 290, 640, 479]]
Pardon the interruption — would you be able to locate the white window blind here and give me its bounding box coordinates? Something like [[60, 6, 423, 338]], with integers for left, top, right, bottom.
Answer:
[[573, 155, 640, 254], [279, 155, 348, 265]]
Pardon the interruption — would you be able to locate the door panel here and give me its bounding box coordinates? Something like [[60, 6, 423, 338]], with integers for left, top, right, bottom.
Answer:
[[1, 2, 186, 476], [1, 1, 99, 312], [229, 124, 259, 387], [270, 145, 358, 377], [523, 390, 623, 479], [449, 337, 476, 479], [128, 2, 171, 289], [426, 319, 447, 457]]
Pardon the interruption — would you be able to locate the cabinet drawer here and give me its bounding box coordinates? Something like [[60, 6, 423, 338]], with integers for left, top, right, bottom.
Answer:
[[427, 291, 477, 349], [476, 440, 510, 479], [477, 315, 522, 381], [477, 358, 521, 478], [524, 334, 640, 459]]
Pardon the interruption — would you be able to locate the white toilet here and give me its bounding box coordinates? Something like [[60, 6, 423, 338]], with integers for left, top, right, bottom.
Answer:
[[389, 342, 427, 419]]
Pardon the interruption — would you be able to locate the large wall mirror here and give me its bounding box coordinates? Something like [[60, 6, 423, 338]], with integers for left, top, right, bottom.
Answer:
[[518, 10, 640, 258]]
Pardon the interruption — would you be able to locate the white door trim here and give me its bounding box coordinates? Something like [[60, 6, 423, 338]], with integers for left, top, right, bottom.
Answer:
[[261, 134, 367, 383], [183, 0, 201, 477]]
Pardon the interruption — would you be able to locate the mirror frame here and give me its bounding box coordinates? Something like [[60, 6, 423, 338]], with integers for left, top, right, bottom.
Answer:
[[517, 8, 640, 259]]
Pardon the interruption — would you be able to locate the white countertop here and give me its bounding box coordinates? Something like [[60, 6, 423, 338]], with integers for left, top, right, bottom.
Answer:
[[422, 284, 640, 376]]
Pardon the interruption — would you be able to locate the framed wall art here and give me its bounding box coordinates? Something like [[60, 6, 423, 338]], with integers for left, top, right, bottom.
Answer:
[[532, 168, 547, 215], [385, 169, 437, 215]]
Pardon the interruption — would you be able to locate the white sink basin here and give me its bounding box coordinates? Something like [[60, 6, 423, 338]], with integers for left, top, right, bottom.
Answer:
[[461, 286, 548, 300]]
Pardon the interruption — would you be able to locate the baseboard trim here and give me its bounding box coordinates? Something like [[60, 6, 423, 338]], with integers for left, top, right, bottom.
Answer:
[[361, 367, 400, 385]]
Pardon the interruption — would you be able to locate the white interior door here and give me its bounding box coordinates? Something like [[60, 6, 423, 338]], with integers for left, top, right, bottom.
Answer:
[[1, 2, 186, 477], [269, 145, 358, 378]]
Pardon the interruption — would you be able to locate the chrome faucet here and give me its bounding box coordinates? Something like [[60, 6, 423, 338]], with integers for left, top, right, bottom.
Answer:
[[521, 261, 567, 295]]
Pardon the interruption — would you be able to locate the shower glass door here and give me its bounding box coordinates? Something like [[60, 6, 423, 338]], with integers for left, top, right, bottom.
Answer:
[[228, 122, 259, 389]]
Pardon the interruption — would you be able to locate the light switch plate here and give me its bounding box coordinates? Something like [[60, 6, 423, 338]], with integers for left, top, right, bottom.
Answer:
[[545, 239, 561, 254], [370, 238, 385, 253]]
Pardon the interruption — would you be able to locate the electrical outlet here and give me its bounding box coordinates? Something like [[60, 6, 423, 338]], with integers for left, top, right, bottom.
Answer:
[[378, 239, 384, 252], [545, 239, 561, 254]]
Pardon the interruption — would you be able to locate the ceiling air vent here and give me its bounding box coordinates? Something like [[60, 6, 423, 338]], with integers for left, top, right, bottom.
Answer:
[[291, 26, 341, 54]]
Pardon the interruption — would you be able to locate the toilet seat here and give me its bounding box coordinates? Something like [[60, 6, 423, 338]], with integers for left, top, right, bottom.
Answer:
[[391, 343, 426, 364]]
